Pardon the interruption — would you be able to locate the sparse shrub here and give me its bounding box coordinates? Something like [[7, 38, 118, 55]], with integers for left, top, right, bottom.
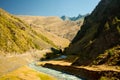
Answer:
[[40, 48, 62, 61], [117, 26, 120, 33], [40, 52, 60, 61], [104, 22, 110, 30], [108, 50, 114, 56], [99, 76, 108, 80], [115, 17, 120, 22]]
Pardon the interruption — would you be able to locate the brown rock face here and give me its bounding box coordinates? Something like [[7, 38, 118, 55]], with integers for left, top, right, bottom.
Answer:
[[65, 0, 120, 65]]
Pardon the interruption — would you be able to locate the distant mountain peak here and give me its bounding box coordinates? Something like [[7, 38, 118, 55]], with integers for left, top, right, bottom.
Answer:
[[60, 14, 88, 21], [60, 15, 69, 21]]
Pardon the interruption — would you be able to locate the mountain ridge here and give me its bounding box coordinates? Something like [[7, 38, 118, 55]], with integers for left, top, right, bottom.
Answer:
[[60, 14, 87, 21], [65, 0, 120, 66]]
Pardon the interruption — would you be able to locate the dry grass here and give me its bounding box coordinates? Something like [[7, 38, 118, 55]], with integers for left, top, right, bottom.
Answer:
[[17, 16, 83, 41], [0, 49, 52, 76], [17, 16, 70, 48], [37, 55, 120, 72], [36, 55, 79, 66], [37, 60, 72, 66], [76, 65, 120, 72], [0, 55, 30, 76], [32, 26, 70, 48], [0, 66, 56, 80], [0, 8, 69, 53]]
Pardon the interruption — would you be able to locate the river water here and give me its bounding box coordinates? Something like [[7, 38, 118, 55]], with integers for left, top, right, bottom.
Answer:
[[29, 63, 83, 80]]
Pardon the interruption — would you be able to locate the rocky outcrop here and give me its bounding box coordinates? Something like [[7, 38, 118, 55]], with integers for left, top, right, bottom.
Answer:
[[61, 14, 86, 21]]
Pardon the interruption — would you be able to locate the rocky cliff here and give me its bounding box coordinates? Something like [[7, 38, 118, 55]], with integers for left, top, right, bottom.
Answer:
[[65, 0, 120, 66], [61, 14, 86, 21]]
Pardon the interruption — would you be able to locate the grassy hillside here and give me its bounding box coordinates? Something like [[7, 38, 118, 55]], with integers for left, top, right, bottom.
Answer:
[[0, 8, 69, 54], [65, 0, 120, 66], [32, 26, 70, 48], [17, 16, 83, 41]]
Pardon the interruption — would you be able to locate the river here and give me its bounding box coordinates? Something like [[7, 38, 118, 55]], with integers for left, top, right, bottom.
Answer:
[[29, 62, 83, 80]]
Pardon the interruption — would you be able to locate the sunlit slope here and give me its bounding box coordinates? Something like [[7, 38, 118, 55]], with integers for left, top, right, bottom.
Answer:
[[0, 8, 69, 53], [32, 26, 70, 48], [18, 16, 83, 41]]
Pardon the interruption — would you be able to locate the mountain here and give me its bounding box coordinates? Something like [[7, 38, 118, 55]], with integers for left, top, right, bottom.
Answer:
[[0, 8, 69, 54], [61, 14, 87, 21], [65, 0, 120, 66], [60, 16, 70, 21], [18, 16, 84, 41]]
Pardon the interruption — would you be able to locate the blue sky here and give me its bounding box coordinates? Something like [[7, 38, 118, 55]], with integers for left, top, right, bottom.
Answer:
[[0, 0, 100, 17]]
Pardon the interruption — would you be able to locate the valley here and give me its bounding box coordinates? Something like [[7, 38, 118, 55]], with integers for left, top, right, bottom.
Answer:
[[17, 15, 83, 41], [0, 0, 120, 80], [0, 8, 71, 80]]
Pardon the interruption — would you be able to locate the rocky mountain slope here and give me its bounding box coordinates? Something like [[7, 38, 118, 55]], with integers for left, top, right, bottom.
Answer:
[[61, 14, 86, 21], [65, 0, 120, 66], [0, 8, 69, 54], [18, 16, 83, 41]]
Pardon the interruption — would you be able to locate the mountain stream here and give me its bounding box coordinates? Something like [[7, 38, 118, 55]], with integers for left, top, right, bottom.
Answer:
[[29, 62, 83, 80]]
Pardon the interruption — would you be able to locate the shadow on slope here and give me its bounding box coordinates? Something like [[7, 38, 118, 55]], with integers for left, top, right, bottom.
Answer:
[[43, 63, 120, 80], [64, 0, 120, 66], [40, 48, 63, 61]]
